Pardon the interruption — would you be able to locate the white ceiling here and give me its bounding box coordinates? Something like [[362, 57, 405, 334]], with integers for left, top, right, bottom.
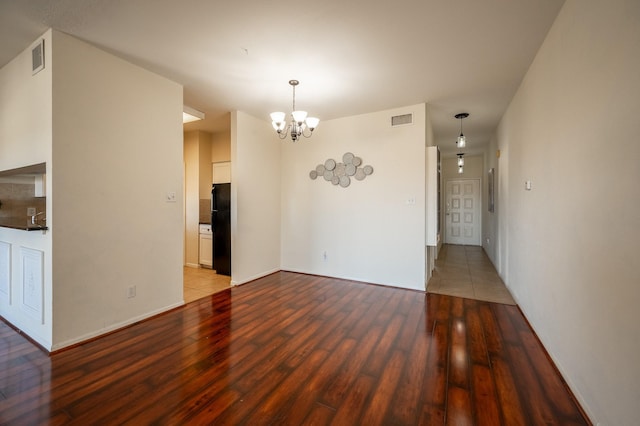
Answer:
[[0, 0, 564, 156]]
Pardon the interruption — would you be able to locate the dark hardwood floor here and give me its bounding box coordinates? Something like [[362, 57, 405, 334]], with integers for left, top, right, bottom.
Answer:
[[0, 271, 589, 425]]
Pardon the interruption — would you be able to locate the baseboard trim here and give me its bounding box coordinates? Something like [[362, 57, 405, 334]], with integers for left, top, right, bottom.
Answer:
[[231, 268, 280, 286], [50, 301, 184, 352]]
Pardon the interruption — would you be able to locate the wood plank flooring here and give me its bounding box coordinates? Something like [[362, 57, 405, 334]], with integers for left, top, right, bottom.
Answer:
[[0, 272, 589, 425]]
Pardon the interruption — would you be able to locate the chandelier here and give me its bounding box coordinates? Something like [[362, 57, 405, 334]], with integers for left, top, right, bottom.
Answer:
[[457, 153, 465, 174], [454, 112, 469, 174], [270, 80, 319, 142], [455, 112, 469, 148]]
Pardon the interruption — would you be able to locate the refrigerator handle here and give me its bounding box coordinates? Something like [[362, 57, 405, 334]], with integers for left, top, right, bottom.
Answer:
[[211, 184, 216, 233]]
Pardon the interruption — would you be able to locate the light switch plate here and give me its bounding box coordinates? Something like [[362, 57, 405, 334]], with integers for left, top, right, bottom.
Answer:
[[166, 192, 176, 202]]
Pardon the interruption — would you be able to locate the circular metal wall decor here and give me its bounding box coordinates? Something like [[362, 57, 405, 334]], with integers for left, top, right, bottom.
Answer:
[[311, 152, 374, 188], [345, 163, 356, 176], [324, 159, 336, 171], [343, 152, 354, 163]]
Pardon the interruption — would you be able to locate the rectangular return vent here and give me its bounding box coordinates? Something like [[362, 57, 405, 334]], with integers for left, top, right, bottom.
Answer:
[[32, 39, 45, 75], [391, 113, 413, 126]]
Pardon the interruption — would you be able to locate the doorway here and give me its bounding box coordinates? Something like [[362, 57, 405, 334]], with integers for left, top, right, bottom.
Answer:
[[445, 178, 481, 246]]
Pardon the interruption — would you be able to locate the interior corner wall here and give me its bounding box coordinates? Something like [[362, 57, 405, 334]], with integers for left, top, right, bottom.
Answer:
[[51, 30, 184, 349], [230, 111, 281, 285], [198, 132, 213, 199], [211, 125, 232, 163], [494, 0, 640, 424], [425, 105, 438, 278], [280, 104, 426, 290], [0, 29, 53, 348], [482, 136, 499, 268], [183, 131, 200, 267]]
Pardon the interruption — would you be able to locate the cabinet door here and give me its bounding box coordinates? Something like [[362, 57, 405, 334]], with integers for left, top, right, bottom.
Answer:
[[212, 162, 231, 184], [199, 235, 213, 267]]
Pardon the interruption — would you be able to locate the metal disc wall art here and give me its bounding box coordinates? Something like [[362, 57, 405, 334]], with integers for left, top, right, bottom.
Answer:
[[309, 152, 374, 188]]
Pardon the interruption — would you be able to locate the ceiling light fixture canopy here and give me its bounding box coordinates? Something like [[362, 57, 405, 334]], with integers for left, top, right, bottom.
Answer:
[[455, 112, 469, 148], [271, 80, 319, 142]]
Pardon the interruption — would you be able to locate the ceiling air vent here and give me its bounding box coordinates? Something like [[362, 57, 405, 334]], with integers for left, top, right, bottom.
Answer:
[[391, 113, 413, 127], [32, 40, 45, 75]]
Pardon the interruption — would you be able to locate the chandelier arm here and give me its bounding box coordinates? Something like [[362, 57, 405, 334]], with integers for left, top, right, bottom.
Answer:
[[301, 127, 314, 138]]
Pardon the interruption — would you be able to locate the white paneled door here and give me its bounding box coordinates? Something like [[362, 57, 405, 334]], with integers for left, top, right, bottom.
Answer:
[[445, 179, 481, 246]]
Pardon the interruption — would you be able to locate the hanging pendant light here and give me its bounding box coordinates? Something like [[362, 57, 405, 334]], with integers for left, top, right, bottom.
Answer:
[[457, 153, 465, 167], [270, 80, 319, 142], [455, 112, 469, 148]]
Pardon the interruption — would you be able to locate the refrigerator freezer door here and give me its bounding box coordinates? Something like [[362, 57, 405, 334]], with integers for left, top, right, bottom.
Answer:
[[211, 183, 231, 276]]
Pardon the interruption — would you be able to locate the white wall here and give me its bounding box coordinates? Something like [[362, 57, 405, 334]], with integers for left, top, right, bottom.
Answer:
[[51, 31, 184, 349], [230, 111, 281, 285], [442, 154, 483, 181], [0, 30, 53, 347], [482, 138, 499, 264], [491, 0, 640, 424], [198, 132, 213, 199], [183, 131, 200, 267], [281, 104, 426, 290]]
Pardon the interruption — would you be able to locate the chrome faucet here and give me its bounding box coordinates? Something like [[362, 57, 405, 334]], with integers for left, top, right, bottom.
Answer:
[[31, 212, 45, 225]]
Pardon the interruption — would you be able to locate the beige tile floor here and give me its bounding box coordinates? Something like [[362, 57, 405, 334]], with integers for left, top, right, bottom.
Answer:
[[427, 244, 516, 305], [183, 266, 231, 303]]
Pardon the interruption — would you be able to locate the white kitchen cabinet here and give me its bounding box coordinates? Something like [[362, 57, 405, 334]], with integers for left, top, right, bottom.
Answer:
[[212, 162, 231, 184], [198, 224, 212, 268]]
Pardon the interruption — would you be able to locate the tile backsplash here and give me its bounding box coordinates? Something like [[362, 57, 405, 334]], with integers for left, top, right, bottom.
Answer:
[[199, 199, 211, 224], [0, 182, 46, 227]]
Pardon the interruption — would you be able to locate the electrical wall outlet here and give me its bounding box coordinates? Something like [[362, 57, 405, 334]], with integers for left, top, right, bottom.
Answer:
[[166, 192, 176, 202], [27, 207, 36, 216], [127, 285, 136, 298], [323, 251, 327, 262]]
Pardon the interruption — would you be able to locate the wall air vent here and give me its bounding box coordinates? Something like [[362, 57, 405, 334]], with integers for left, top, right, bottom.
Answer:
[[391, 113, 413, 127], [32, 40, 45, 75]]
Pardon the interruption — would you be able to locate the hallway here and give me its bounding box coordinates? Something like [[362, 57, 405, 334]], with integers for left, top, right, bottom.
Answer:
[[427, 244, 515, 305]]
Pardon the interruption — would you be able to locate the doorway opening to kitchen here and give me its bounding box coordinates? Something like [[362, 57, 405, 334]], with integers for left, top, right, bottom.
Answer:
[[183, 128, 232, 303]]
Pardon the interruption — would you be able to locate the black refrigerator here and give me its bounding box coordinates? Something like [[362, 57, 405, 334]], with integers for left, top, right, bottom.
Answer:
[[211, 183, 231, 276]]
